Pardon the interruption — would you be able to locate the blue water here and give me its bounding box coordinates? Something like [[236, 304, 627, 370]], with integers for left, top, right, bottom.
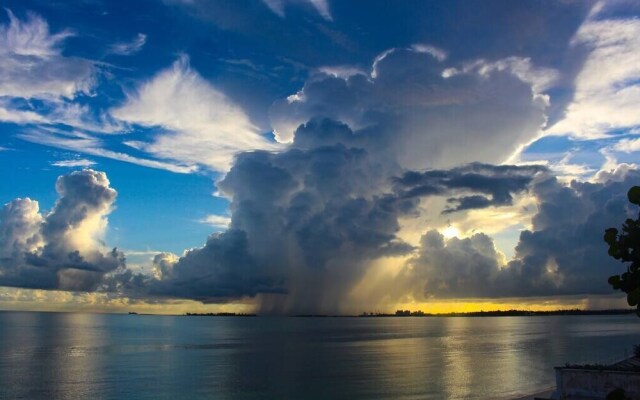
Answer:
[[1, 312, 639, 399]]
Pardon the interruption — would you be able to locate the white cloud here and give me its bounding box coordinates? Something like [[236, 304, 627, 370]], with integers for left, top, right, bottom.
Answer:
[[410, 43, 447, 62], [271, 46, 550, 170], [152, 252, 179, 280], [262, 0, 332, 20], [0, 170, 126, 291], [0, 98, 121, 134], [512, 151, 595, 183], [111, 56, 280, 172], [308, 0, 332, 21], [262, 0, 285, 17], [613, 137, 640, 153], [593, 148, 639, 183], [200, 214, 231, 229], [443, 56, 559, 96], [317, 65, 367, 79], [0, 104, 46, 124], [0, 10, 123, 135], [20, 127, 196, 174], [51, 159, 96, 168], [0, 10, 94, 100], [108, 33, 147, 55], [547, 3, 640, 138], [370, 48, 396, 79], [0, 198, 43, 259], [548, 157, 595, 182]]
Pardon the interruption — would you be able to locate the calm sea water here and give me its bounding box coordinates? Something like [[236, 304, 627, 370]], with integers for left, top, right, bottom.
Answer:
[[1, 312, 639, 400]]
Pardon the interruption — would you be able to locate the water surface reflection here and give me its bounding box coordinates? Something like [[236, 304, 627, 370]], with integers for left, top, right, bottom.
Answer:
[[0, 312, 638, 399]]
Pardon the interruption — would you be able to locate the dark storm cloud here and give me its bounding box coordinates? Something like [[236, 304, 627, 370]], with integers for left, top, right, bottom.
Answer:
[[149, 119, 416, 312], [394, 163, 548, 213], [135, 23, 607, 310], [398, 167, 640, 299], [150, 229, 283, 300], [0, 170, 125, 291], [146, 118, 553, 312]]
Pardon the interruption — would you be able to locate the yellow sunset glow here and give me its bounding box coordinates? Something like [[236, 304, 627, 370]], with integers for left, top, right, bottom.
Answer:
[[442, 225, 460, 239]]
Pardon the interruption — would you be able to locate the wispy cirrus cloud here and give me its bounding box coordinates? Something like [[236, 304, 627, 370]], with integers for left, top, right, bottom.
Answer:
[[51, 159, 96, 168], [111, 56, 280, 172], [108, 33, 147, 56], [0, 10, 94, 100], [547, 2, 640, 139], [20, 127, 195, 174], [262, 0, 332, 20], [0, 10, 122, 133]]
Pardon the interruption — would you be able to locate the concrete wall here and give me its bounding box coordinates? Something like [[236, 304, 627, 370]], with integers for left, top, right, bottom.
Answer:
[[555, 368, 640, 399]]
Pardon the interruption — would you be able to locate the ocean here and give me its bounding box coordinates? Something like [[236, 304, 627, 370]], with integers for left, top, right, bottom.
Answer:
[[1, 311, 639, 399]]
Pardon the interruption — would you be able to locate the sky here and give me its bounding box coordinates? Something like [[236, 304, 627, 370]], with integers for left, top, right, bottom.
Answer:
[[0, 0, 639, 314]]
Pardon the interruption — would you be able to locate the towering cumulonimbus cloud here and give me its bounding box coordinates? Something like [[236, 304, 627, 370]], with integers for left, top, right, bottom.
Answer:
[[149, 119, 416, 312], [147, 118, 553, 313], [143, 47, 575, 313], [0, 170, 125, 291], [146, 45, 638, 312]]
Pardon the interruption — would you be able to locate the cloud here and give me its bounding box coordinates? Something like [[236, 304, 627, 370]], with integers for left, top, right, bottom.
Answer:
[[140, 46, 567, 313], [394, 163, 547, 213], [20, 126, 195, 174], [547, 2, 640, 138], [148, 119, 415, 311], [0, 10, 121, 134], [410, 43, 448, 62], [200, 214, 231, 229], [262, 0, 332, 20], [308, 0, 331, 20], [261, 0, 286, 17], [149, 228, 284, 300], [442, 56, 560, 95], [0, 170, 126, 291], [0, 10, 94, 99], [0, 101, 46, 124], [613, 137, 640, 153], [151, 252, 179, 280], [146, 120, 549, 313], [51, 159, 96, 168], [399, 230, 507, 299], [270, 46, 550, 170], [111, 56, 279, 171], [397, 167, 640, 300], [317, 65, 367, 79], [108, 33, 147, 55]]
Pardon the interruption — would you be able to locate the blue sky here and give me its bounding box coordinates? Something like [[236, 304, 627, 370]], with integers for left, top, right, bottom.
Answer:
[[0, 0, 639, 313]]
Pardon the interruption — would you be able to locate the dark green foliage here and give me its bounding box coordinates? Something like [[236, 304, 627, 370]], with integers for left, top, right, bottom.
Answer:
[[604, 186, 640, 314]]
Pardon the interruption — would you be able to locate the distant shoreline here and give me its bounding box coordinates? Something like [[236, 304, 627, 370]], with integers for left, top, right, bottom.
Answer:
[[357, 308, 637, 318], [0, 308, 635, 317], [178, 309, 636, 318]]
